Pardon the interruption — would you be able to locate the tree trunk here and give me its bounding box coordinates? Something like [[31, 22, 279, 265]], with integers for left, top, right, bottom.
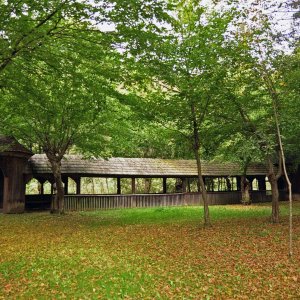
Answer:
[[267, 157, 280, 223], [269, 174, 279, 223], [241, 176, 251, 205], [191, 102, 211, 227], [260, 65, 293, 254], [195, 151, 210, 227], [47, 155, 64, 214]]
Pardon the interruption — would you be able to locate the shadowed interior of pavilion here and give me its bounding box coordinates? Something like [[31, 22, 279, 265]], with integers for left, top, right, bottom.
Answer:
[[24, 154, 288, 211]]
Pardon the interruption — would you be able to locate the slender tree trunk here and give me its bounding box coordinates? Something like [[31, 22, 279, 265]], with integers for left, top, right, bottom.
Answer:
[[269, 175, 279, 223], [193, 149, 210, 226], [194, 148, 210, 226], [47, 155, 64, 214], [260, 65, 293, 255], [191, 103, 211, 227]]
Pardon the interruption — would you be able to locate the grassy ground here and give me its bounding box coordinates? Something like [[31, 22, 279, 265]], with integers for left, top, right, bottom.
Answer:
[[0, 202, 299, 299]]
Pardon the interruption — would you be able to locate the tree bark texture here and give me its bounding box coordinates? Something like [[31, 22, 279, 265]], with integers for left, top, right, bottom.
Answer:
[[241, 176, 251, 205], [267, 157, 280, 223], [47, 156, 65, 214]]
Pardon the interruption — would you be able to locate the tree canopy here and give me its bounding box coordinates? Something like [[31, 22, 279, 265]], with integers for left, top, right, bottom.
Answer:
[[0, 0, 299, 223]]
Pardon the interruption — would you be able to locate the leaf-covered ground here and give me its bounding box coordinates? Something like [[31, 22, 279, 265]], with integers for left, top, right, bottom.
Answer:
[[0, 202, 299, 299]]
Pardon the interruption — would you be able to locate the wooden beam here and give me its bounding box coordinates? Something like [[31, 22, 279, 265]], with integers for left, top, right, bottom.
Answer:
[[163, 178, 167, 194], [236, 176, 241, 191], [131, 177, 136, 194], [40, 182, 44, 195], [62, 177, 69, 195], [258, 176, 266, 191], [182, 178, 187, 193], [37, 178, 46, 195], [2, 176, 9, 212], [75, 177, 81, 195], [248, 177, 254, 191], [117, 177, 121, 194]]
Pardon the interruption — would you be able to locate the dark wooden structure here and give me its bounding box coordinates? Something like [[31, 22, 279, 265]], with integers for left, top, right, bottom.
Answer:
[[24, 154, 275, 211], [1, 136, 297, 213], [0, 136, 33, 213]]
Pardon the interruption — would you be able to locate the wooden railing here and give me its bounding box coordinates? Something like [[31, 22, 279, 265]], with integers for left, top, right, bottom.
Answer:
[[25, 191, 273, 211], [63, 191, 271, 211]]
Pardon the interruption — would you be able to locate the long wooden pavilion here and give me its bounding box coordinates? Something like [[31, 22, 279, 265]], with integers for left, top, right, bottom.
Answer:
[[0, 136, 297, 213]]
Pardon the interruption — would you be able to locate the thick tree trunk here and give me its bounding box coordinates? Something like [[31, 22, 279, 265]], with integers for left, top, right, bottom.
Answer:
[[240, 160, 251, 205], [241, 176, 251, 205], [267, 157, 280, 223], [47, 155, 64, 214]]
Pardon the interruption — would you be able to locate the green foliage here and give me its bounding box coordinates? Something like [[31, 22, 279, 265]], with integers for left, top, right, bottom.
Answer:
[[278, 46, 300, 164], [0, 0, 172, 158], [122, 2, 237, 165]]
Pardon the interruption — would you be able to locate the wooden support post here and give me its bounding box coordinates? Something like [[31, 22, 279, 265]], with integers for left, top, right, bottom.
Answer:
[[277, 177, 286, 191], [117, 177, 121, 195], [40, 179, 45, 195], [62, 177, 69, 195], [131, 177, 136, 194], [163, 178, 167, 194], [248, 177, 254, 191], [2, 177, 9, 213], [182, 178, 187, 193], [35, 178, 45, 195], [187, 178, 191, 192], [206, 177, 213, 192], [75, 177, 81, 195], [236, 176, 241, 191], [258, 176, 266, 191], [0, 171, 4, 209]]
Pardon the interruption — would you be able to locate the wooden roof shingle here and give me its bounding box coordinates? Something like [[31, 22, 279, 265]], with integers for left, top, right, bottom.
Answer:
[[26, 154, 268, 177], [0, 135, 33, 156]]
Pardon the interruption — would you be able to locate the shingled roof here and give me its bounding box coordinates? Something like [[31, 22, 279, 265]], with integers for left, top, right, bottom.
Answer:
[[0, 135, 33, 156], [26, 154, 268, 177]]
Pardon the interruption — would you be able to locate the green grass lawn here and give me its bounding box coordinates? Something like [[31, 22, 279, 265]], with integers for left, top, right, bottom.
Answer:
[[0, 201, 300, 299]]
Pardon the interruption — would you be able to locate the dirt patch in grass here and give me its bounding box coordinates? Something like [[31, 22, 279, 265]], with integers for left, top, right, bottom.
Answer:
[[0, 202, 299, 299]]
